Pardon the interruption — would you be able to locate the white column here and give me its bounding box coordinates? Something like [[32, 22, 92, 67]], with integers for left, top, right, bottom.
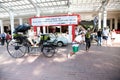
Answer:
[[114, 17, 118, 30], [68, 26, 72, 43], [36, 7, 40, 17], [35, 7, 40, 35], [103, 10, 107, 28], [110, 19, 113, 30], [47, 26, 49, 33], [19, 18, 23, 25], [9, 10, 14, 38], [37, 27, 40, 35], [0, 20, 4, 33], [43, 26, 46, 34], [68, 4, 72, 43], [98, 12, 102, 29]]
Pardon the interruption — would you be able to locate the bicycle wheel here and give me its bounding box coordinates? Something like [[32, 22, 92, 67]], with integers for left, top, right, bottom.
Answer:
[[42, 46, 55, 58], [7, 39, 27, 58]]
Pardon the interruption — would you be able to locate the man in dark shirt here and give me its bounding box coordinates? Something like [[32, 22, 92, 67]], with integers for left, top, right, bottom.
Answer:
[[97, 29, 102, 46]]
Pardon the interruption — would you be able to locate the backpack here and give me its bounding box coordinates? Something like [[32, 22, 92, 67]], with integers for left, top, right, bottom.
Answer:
[[6, 34, 11, 40], [1, 33, 5, 38]]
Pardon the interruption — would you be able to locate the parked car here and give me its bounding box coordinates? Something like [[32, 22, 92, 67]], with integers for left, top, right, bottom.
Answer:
[[40, 33, 68, 47]]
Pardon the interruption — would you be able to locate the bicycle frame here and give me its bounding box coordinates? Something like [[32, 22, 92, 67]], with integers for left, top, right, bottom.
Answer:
[[7, 35, 57, 58]]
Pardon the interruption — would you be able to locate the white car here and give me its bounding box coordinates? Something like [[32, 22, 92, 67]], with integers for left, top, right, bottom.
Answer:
[[41, 33, 68, 47]]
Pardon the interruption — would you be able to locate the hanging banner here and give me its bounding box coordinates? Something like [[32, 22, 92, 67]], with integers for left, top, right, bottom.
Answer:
[[31, 15, 78, 26]]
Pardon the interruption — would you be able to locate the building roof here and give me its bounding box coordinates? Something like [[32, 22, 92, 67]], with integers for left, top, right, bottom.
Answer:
[[0, 0, 120, 19]]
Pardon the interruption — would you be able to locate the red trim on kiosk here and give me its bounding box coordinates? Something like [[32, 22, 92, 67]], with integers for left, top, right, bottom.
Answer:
[[72, 25, 75, 41]]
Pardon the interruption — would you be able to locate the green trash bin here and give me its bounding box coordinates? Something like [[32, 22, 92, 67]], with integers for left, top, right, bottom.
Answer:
[[72, 44, 79, 53]]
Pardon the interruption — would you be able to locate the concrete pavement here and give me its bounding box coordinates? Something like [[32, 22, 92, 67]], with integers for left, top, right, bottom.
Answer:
[[0, 37, 120, 80]]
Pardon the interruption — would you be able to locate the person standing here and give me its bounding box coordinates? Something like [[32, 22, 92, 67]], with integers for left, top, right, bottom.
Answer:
[[1, 32, 6, 46], [5, 33, 11, 44], [102, 27, 109, 46], [68, 32, 85, 57], [85, 28, 91, 51], [97, 29, 102, 46], [111, 29, 116, 43]]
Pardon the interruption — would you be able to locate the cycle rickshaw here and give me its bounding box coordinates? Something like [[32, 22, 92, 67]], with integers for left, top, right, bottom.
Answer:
[[7, 24, 56, 58]]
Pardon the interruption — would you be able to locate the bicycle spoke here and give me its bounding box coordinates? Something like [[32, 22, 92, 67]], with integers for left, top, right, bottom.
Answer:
[[42, 46, 55, 58], [7, 40, 27, 58]]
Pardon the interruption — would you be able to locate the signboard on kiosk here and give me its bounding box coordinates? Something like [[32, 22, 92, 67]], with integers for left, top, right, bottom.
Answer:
[[31, 15, 78, 26]]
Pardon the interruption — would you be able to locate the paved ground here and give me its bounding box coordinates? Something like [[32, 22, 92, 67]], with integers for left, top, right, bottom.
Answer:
[[0, 36, 120, 80]]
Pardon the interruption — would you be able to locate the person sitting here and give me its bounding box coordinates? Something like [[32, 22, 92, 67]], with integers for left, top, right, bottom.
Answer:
[[27, 27, 36, 46]]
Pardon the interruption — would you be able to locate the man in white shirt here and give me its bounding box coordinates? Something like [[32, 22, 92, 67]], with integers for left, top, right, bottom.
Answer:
[[68, 32, 85, 57], [102, 27, 109, 46], [27, 27, 35, 46], [74, 32, 85, 43]]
